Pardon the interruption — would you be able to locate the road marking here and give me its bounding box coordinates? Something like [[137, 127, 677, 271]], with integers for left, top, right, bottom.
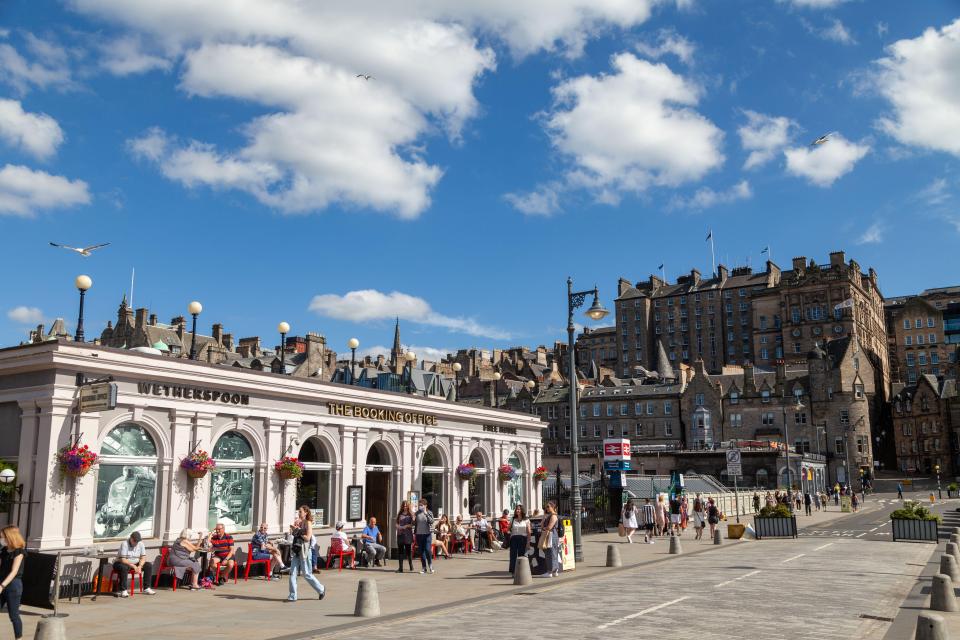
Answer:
[[856, 533, 868, 538], [869, 527, 879, 532], [596, 596, 691, 630], [814, 543, 834, 551], [714, 570, 761, 588], [782, 553, 806, 564]]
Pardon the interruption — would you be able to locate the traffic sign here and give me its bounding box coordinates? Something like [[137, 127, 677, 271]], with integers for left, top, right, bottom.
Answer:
[[726, 448, 742, 477]]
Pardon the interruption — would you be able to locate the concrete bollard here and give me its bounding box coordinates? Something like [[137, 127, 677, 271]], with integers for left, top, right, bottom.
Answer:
[[931, 573, 959, 612], [513, 558, 532, 586], [606, 544, 622, 568], [940, 554, 960, 583], [916, 612, 949, 640], [354, 578, 381, 618], [948, 542, 960, 565], [669, 535, 682, 555], [714, 529, 722, 545], [953, 526, 960, 536], [34, 617, 67, 640]]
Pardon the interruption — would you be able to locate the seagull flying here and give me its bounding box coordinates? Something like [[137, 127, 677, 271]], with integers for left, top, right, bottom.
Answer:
[[356, 74, 374, 81], [810, 133, 835, 147], [49, 242, 110, 257]]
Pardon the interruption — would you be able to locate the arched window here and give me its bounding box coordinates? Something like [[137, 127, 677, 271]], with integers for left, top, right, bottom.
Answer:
[[421, 445, 444, 514], [296, 438, 332, 527], [95, 423, 158, 540], [467, 449, 488, 515], [755, 468, 769, 488], [208, 431, 255, 533], [506, 451, 524, 510]]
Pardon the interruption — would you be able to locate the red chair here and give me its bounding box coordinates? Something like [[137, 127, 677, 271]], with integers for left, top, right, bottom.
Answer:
[[110, 567, 143, 597], [243, 543, 272, 581], [412, 540, 438, 560], [214, 557, 239, 584], [154, 547, 193, 591], [325, 544, 355, 572], [450, 537, 472, 554]]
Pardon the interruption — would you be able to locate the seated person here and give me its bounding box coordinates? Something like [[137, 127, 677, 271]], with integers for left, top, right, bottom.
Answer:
[[432, 514, 451, 558], [251, 522, 285, 578], [112, 531, 156, 596], [329, 521, 356, 569], [207, 523, 237, 584], [497, 510, 511, 541], [473, 511, 491, 552], [360, 517, 387, 567]]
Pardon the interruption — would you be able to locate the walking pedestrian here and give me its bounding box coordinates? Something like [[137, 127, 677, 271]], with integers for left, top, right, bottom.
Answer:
[[620, 499, 638, 543], [538, 502, 560, 578], [414, 499, 435, 574], [395, 501, 414, 573], [706, 498, 720, 540], [834, 486, 840, 506], [752, 492, 761, 514], [654, 495, 666, 537], [507, 505, 531, 574], [287, 506, 325, 602], [0, 525, 25, 639], [803, 491, 812, 516], [641, 498, 656, 544], [692, 494, 705, 541], [897, 482, 903, 500], [851, 492, 860, 513], [680, 495, 689, 533], [668, 494, 682, 535], [765, 491, 776, 509]]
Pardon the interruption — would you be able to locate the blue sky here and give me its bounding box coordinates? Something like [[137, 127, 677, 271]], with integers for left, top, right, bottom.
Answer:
[[1, 0, 958, 360]]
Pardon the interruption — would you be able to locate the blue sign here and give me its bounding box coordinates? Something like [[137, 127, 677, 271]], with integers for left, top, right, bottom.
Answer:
[[609, 471, 626, 488], [604, 461, 631, 471]]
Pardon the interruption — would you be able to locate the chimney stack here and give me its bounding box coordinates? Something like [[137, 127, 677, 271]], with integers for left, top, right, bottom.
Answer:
[[135, 308, 148, 328], [829, 251, 845, 267], [212, 323, 223, 345], [148, 313, 157, 326]]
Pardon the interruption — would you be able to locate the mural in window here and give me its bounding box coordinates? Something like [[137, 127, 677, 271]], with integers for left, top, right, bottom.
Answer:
[[95, 423, 158, 540], [506, 452, 524, 510], [208, 431, 254, 533]]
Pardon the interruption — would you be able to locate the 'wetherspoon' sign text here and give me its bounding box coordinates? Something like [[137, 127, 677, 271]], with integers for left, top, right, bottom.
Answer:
[[327, 402, 438, 426], [137, 382, 250, 405]]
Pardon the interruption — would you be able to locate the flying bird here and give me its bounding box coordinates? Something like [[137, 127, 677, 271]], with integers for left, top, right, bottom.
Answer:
[[356, 74, 374, 81], [49, 242, 110, 257], [810, 133, 835, 147]]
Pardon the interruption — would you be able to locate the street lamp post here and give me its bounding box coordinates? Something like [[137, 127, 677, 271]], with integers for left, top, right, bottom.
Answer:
[[405, 351, 417, 394], [566, 277, 609, 563], [277, 322, 290, 373], [348, 338, 360, 384], [781, 396, 804, 492], [74, 275, 92, 342], [492, 371, 502, 407], [936, 464, 942, 500], [187, 301, 202, 360]]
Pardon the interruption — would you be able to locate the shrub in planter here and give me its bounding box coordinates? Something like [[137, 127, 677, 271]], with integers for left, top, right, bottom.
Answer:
[[890, 500, 941, 523], [275, 456, 305, 480], [758, 504, 792, 518], [180, 450, 216, 479]]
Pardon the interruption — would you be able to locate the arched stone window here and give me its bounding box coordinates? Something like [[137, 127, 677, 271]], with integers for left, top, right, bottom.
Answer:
[[95, 423, 158, 540], [421, 445, 444, 513], [297, 438, 332, 527], [506, 451, 524, 509], [755, 468, 769, 488], [208, 431, 255, 533]]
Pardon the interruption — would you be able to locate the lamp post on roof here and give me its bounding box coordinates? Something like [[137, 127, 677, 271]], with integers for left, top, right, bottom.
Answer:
[[277, 322, 290, 373], [348, 338, 360, 385], [187, 301, 202, 360], [492, 371, 502, 407], [452, 362, 462, 399], [782, 396, 803, 492], [74, 275, 92, 342], [405, 351, 417, 394], [566, 277, 609, 563]]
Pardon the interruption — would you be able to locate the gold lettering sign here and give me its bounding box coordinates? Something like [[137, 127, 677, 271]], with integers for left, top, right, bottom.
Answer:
[[136, 382, 250, 406], [327, 402, 437, 426]]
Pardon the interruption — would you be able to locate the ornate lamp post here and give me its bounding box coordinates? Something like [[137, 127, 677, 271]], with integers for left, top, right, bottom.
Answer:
[[566, 277, 609, 562], [781, 396, 804, 491], [348, 337, 360, 384], [405, 351, 417, 394], [187, 301, 202, 360], [277, 322, 290, 373], [74, 275, 92, 342], [452, 362, 462, 399], [936, 463, 942, 500], [492, 371, 502, 407]]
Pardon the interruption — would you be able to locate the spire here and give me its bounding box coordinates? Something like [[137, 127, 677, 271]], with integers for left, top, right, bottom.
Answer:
[[656, 341, 675, 381], [390, 317, 402, 370]]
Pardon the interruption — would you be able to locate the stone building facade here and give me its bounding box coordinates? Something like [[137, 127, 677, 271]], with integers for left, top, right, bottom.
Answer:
[[891, 376, 958, 475], [885, 287, 960, 384]]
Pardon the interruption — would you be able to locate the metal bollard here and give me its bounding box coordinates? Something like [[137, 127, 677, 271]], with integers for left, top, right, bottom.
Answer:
[[916, 612, 949, 640], [354, 578, 381, 618], [606, 544, 622, 568]]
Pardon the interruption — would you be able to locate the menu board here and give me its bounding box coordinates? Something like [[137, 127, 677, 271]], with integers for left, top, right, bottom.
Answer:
[[347, 485, 363, 522]]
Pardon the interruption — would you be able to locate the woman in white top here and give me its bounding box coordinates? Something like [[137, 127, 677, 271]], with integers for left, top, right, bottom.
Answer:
[[621, 499, 638, 544], [506, 505, 531, 574]]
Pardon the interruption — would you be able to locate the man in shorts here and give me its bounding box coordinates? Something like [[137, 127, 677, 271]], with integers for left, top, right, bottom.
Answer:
[[669, 494, 682, 535]]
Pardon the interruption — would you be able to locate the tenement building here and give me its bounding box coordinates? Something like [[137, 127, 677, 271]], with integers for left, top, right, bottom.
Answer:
[[885, 286, 960, 384], [0, 340, 544, 552], [890, 376, 958, 474]]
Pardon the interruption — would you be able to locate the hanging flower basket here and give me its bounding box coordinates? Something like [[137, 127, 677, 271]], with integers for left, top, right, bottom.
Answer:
[[456, 463, 477, 481], [57, 443, 98, 479], [533, 466, 549, 482], [275, 456, 305, 480], [180, 450, 216, 479], [498, 464, 518, 482]]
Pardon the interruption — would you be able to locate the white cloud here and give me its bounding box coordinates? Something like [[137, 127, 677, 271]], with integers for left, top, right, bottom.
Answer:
[[918, 177, 951, 206], [778, 0, 850, 7], [74, 0, 674, 218], [875, 19, 960, 157], [738, 110, 797, 169], [669, 180, 752, 210], [856, 221, 885, 245], [784, 134, 869, 186], [504, 183, 562, 216], [634, 29, 695, 64], [7, 306, 44, 324], [99, 35, 172, 76], [0, 99, 64, 159], [0, 164, 91, 216], [877, 22, 889, 39], [308, 289, 511, 340], [821, 19, 857, 45], [540, 52, 723, 202], [0, 34, 74, 94]]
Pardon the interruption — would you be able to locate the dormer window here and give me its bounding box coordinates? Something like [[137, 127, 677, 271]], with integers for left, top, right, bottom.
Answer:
[[761, 390, 771, 403], [729, 391, 739, 405]]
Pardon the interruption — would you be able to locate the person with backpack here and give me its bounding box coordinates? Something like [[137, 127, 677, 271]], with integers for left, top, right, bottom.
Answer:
[[620, 499, 638, 544], [538, 502, 560, 578], [706, 498, 720, 540]]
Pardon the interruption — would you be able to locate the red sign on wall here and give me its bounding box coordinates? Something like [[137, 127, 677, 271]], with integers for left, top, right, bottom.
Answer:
[[603, 439, 631, 461]]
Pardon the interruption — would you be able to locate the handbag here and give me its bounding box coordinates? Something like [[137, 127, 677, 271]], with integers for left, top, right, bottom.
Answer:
[[538, 531, 551, 550], [617, 523, 626, 537]]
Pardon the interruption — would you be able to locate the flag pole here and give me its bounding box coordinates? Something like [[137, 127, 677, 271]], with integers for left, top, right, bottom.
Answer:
[[710, 230, 716, 277]]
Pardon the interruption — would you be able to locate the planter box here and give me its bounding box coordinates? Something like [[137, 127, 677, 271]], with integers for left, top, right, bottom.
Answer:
[[754, 516, 797, 540], [727, 523, 745, 539], [891, 518, 939, 543]]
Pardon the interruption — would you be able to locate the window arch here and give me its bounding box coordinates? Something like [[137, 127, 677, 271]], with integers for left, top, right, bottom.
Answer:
[[506, 451, 524, 510], [422, 445, 445, 513], [755, 468, 769, 488], [296, 438, 332, 527], [209, 431, 255, 533], [95, 423, 158, 540]]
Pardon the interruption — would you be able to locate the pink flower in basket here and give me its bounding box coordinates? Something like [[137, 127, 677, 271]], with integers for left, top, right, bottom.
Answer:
[[533, 466, 549, 482], [57, 444, 98, 478], [456, 463, 477, 480], [180, 450, 216, 479], [275, 456, 305, 480], [498, 464, 517, 482]]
